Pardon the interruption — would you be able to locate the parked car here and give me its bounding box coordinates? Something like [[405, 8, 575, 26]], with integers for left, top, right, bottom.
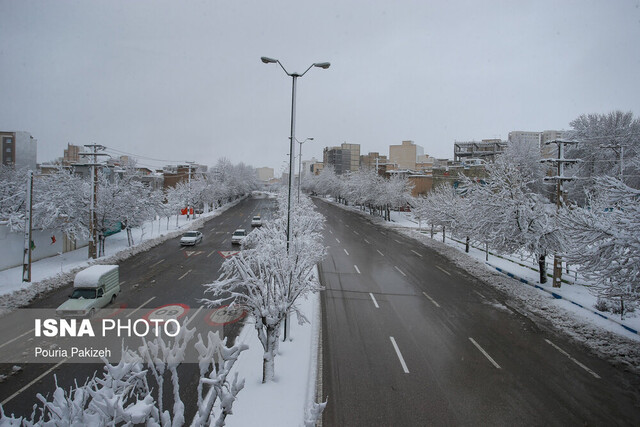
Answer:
[[231, 229, 246, 245], [251, 215, 262, 227], [56, 265, 120, 317], [180, 231, 203, 246]]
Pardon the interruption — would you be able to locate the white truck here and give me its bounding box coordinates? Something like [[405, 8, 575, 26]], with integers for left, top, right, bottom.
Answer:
[[56, 265, 120, 317]]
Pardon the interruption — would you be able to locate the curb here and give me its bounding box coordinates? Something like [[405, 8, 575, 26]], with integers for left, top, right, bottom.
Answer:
[[488, 263, 638, 336]]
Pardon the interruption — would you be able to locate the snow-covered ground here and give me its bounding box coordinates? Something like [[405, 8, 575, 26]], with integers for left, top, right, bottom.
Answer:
[[226, 290, 321, 427], [324, 199, 640, 372], [0, 199, 244, 311]]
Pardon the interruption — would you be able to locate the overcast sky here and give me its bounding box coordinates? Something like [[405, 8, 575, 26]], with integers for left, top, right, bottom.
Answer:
[[2, 0, 639, 173]]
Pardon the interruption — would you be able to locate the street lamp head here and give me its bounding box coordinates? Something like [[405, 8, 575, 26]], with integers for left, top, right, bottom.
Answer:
[[261, 56, 278, 64], [314, 62, 331, 69]]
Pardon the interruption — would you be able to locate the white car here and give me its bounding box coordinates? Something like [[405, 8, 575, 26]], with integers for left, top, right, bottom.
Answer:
[[180, 231, 203, 246], [231, 229, 246, 245], [251, 216, 262, 227]]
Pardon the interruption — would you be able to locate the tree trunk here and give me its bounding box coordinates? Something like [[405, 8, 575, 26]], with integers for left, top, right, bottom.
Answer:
[[465, 236, 470, 253], [431, 224, 434, 239], [262, 325, 278, 383], [442, 226, 446, 242], [538, 253, 547, 284]]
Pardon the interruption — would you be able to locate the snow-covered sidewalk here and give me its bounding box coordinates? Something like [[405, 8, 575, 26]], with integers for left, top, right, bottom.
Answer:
[[0, 198, 245, 311], [321, 198, 640, 372]]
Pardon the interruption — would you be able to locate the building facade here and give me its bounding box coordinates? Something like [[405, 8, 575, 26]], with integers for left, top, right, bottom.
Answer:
[[256, 167, 275, 182], [453, 139, 506, 163], [323, 142, 361, 175], [1, 131, 37, 170], [389, 140, 424, 170]]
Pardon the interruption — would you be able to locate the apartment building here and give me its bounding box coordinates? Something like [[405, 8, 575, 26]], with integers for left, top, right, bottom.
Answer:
[[1, 131, 37, 170], [453, 139, 506, 163], [256, 167, 275, 182], [323, 142, 361, 175], [389, 140, 424, 170]]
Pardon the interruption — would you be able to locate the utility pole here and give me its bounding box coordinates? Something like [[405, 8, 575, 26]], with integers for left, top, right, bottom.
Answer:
[[186, 161, 195, 220], [542, 139, 580, 288], [79, 144, 108, 259], [599, 143, 625, 181], [22, 170, 33, 282]]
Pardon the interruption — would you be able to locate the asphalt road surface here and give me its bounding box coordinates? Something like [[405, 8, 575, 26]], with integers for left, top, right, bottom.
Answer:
[[315, 199, 640, 426], [0, 195, 276, 419]]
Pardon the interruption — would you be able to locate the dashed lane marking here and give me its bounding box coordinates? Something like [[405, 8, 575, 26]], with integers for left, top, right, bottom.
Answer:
[[469, 337, 501, 369], [390, 337, 410, 373], [344, 249, 349, 256], [178, 269, 192, 280], [377, 250, 385, 257], [354, 265, 361, 274], [436, 265, 451, 276], [369, 293, 379, 308], [395, 266, 407, 277], [411, 250, 423, 257], [422, 292, 440, 308], [545, 339, 600, 379]]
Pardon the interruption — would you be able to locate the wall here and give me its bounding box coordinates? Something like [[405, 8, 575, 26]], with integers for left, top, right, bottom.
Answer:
[[0, 225, 89, 270]]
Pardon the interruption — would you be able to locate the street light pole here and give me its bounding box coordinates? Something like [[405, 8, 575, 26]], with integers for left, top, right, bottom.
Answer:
[[295, 137, 314, 202], [261, 56, 329, 340]]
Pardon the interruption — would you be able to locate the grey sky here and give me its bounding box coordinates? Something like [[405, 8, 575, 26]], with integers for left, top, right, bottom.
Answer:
[[2, 0, 639, 173]]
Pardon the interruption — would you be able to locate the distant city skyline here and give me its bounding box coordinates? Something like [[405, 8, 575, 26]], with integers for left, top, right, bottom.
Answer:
[[2, 0, 639, 172]]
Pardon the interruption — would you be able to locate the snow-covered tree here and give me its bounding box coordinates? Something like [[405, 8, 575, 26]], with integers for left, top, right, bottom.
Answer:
[[0, 165, 29, 230], [460, 141, 560, 282], [202, 193, 325, 383], [565, 110, 640, 202], [560, 176, 640, 317], [0, 321, 246, 425]]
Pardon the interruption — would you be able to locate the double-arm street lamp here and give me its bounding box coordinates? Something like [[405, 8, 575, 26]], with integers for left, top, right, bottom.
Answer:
[[293, 137, 313, 202], [260, 57, 329, 252]]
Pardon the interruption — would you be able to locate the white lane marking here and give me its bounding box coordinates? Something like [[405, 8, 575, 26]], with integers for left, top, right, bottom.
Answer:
[[473, 290, 486, 299], [151, 259, 165, 268], [119, 280, 126, 285], [185, 306, 204, 326], [222, 238, 227, 243], [377, 250, 385, 257], [436, 265, 451, 276], [210, 228, 216, 232], [0, 328, 35, 350], [395, 266, 407, 277], [126, 297, 157, 318], [353, 230, 359, 235], [469, 337, 501, 369], [1, 358, 68, 406], [364, 239, 371, 244], [390, 337, 410, 373], [207, 250, 216, 258], [335, 238, 341, 243], [354, 265, 361, 274], [394, 239, 401, 244], [411, 250, 423, 257], [369, 293, 379, 308], [422, 292, 440, 308], [343, 248, 349, 256], [545, 339, 600, 379], [329, 229, 333, 234], [178, 269, 192, 281], [345, 224, 350, 228]]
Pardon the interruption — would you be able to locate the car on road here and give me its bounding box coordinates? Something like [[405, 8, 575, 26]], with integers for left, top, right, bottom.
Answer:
[[231, 229, 246, 245], [251, 215, 262, 227], [180, 231, 203, 246], [56, 265, 120, 317]]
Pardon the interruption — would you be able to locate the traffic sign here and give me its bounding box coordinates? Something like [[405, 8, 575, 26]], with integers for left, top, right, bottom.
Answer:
[[205, 305, 247, 326], [144, 303, 189, 323]]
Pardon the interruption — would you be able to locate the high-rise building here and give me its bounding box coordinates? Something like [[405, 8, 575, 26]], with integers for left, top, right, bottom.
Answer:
[[62, 143, 82, 165], [360, 152, 388, 170], [508, 130, 567, 159], [323, 142, 361, 175], [0, 131, 37, 170], [389, 140, 424, 170]]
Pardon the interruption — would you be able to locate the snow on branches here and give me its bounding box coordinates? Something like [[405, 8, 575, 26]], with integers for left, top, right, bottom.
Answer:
[[0, 321, 247, 426], [202, 193, 325, 383]]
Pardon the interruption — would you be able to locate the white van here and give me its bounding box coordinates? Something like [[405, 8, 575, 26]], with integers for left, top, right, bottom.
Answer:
[[56, 265, 120, 317]]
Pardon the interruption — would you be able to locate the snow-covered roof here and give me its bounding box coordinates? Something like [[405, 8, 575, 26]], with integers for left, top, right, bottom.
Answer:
[[74, 265, 118, 287]]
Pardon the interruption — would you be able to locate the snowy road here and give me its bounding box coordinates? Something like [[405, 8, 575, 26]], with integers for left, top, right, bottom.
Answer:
[[0, 196, 276, 419], [315, 199, 640, 426]]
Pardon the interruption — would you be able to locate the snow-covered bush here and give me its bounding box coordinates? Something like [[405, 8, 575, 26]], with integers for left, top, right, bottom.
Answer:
[[0, 321, 247, 425]]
